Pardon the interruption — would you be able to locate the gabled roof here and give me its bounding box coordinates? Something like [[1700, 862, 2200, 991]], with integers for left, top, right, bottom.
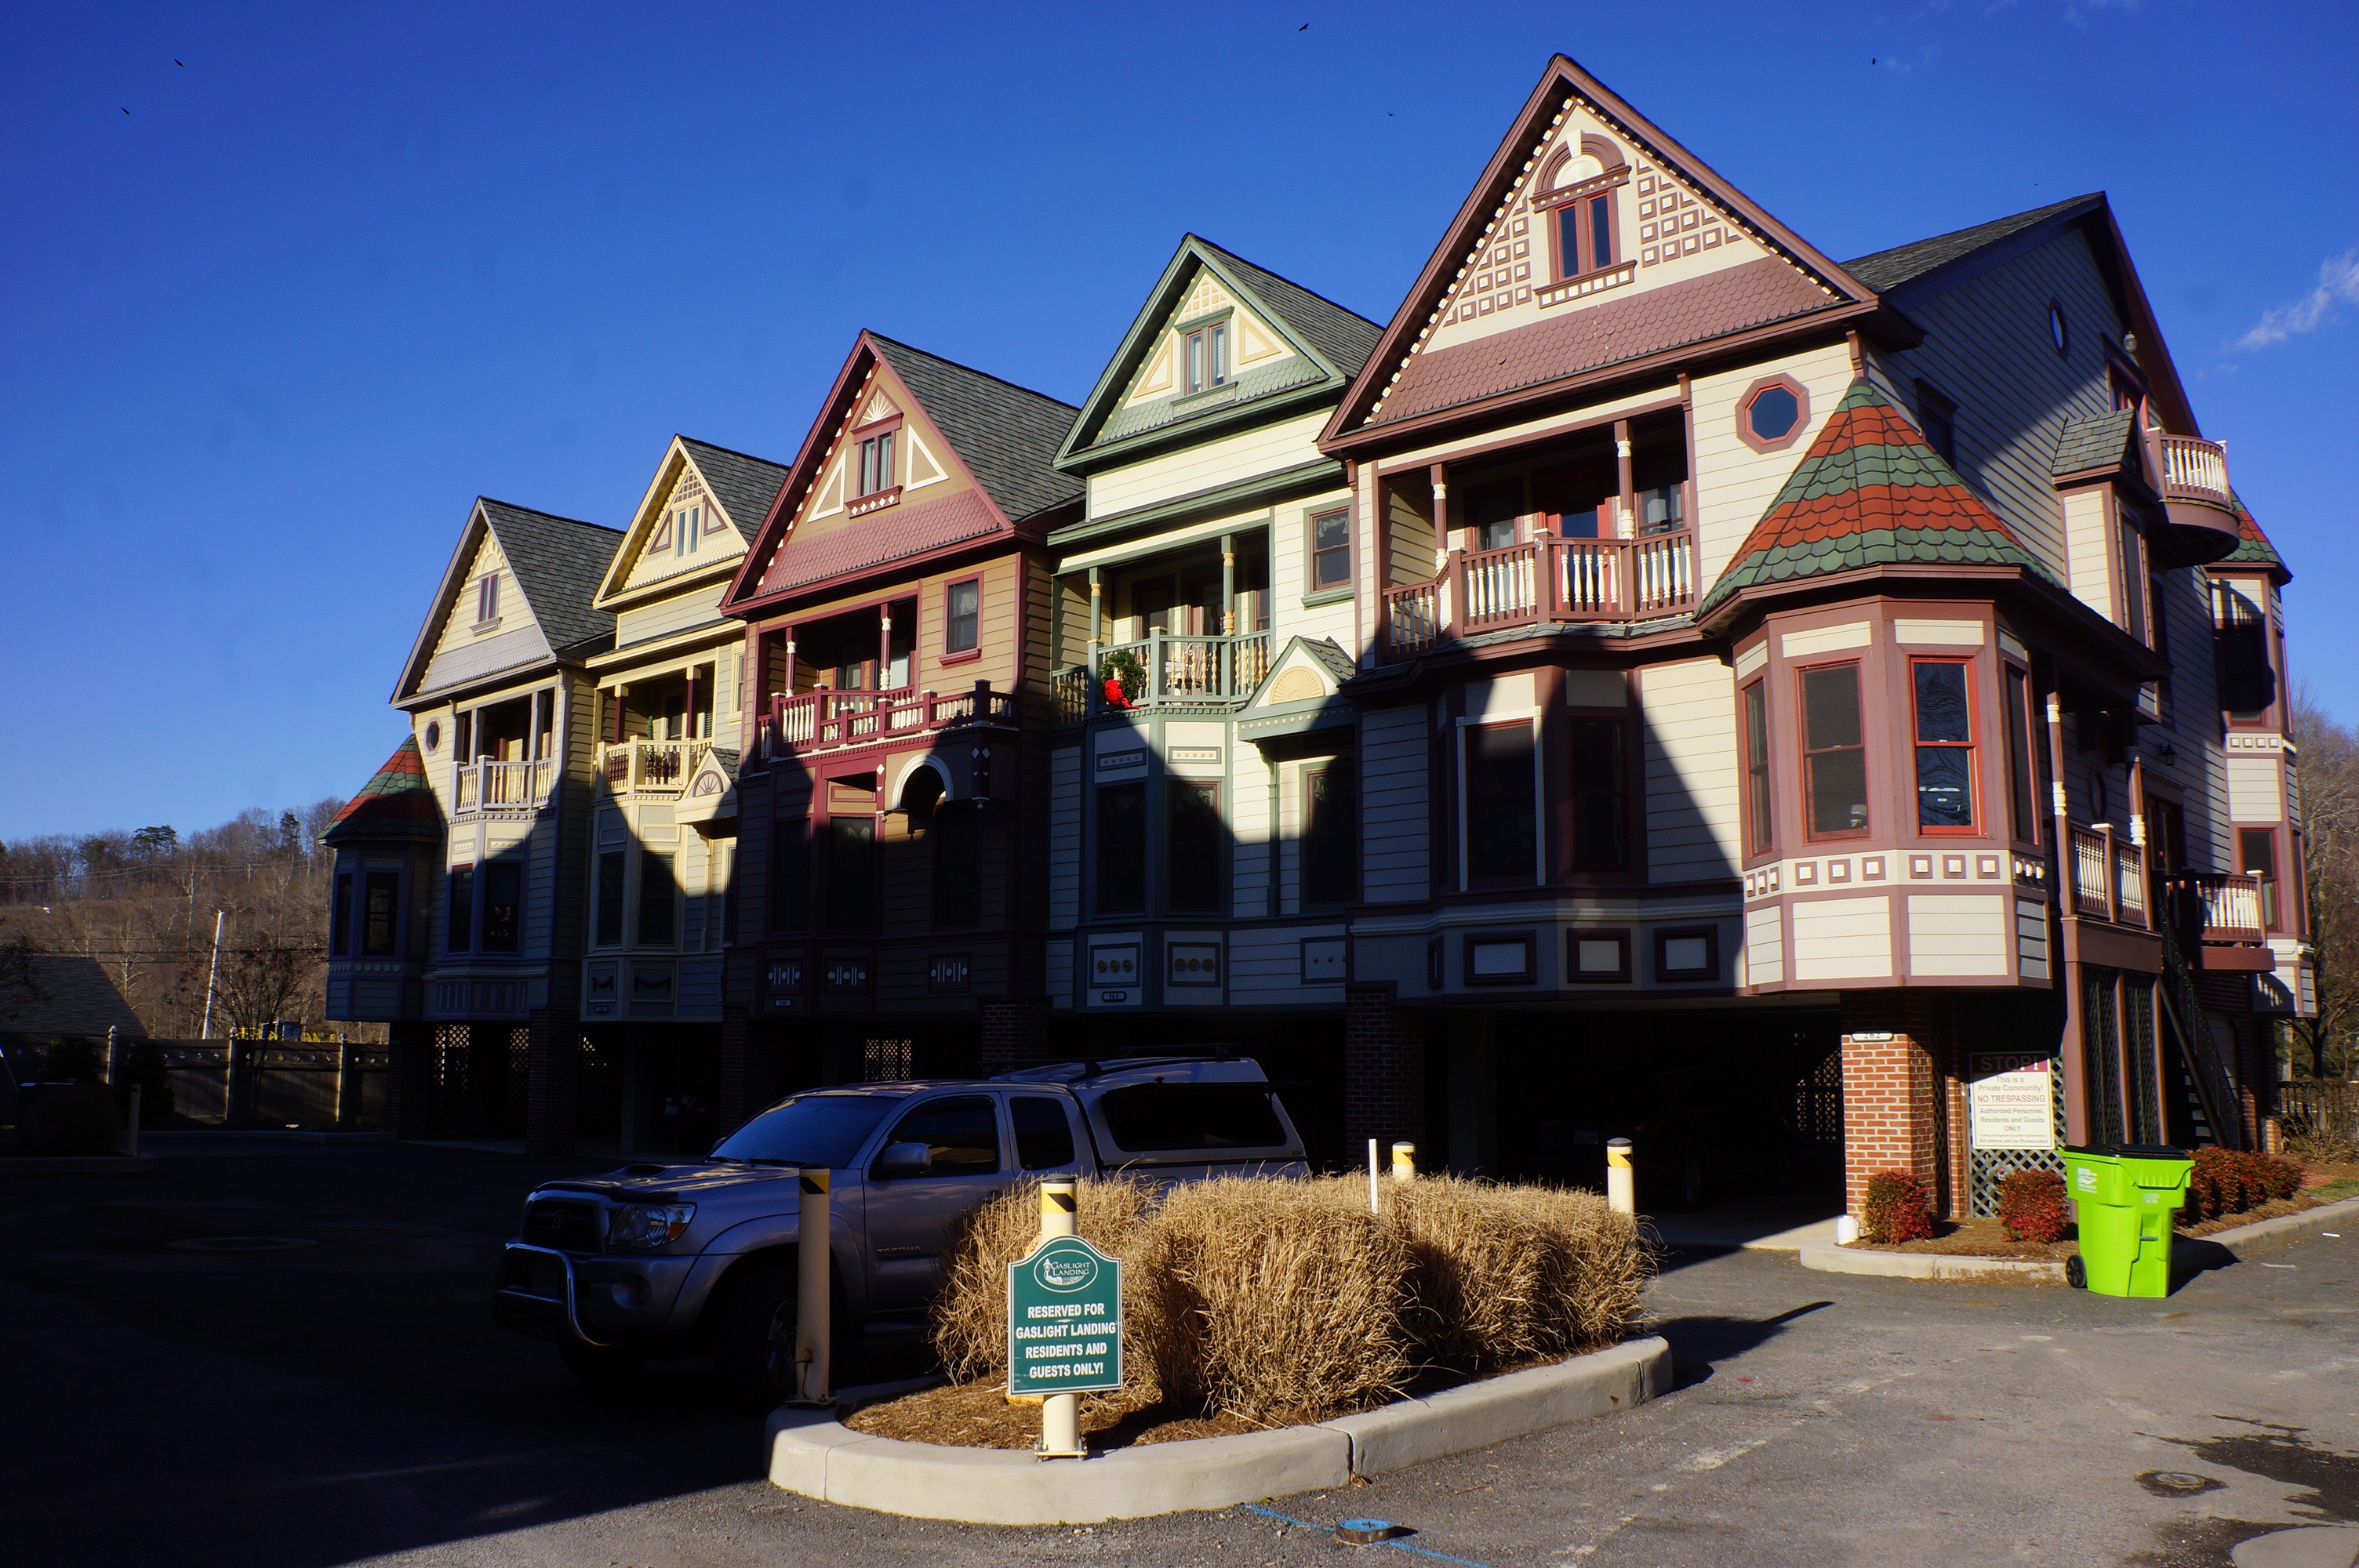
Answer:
[[1843, 195, 2099, 296], [1698, 381, 2051, 621], [680, 439, 791, 543], [1060, 235, 1382, 470], [869, 336, 1082, 524], [2051, 409, 2141, 478], [725, 332, 1081, 612], [394, 499, 622, 701], [322, 735, 442, 844], [1324, 55, 1877, 452], [2221, 494, 2291, 586]]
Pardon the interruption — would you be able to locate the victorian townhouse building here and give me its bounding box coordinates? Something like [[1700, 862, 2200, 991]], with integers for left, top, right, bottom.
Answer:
[[1316, 56, 2311, 1215], [714, 334, 1082, 1128], [325, 499, 622, 1149], [1038, 238, 1381, 1153]]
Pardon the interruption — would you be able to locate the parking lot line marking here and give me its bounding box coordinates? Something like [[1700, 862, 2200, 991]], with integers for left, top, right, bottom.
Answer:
[[1242, 1504, 1496, 1566]]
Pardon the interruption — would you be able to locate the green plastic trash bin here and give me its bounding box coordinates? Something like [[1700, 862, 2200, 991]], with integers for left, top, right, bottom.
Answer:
[[2062, 1144, 2191, 1298]]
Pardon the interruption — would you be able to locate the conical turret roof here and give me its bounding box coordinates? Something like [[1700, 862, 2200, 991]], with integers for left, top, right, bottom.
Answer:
[[320, 735, 442, 844]]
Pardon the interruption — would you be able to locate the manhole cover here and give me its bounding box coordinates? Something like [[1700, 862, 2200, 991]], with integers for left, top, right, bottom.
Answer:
[[167, 1236, 319, 1252], [2139, 1470, 2223, 1496]]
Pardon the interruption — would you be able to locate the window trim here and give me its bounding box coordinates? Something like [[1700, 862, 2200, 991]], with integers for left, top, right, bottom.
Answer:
[[852, 419, 900, 500], [330, 871, 354, 957], [1165, 778, 1223, 915], [1798, 659, 1871, 842], [1094, 780, 1148, 916], [362, 871, 402, 958], [1461, 929, 1538, 986], [446, 862, 475, 955], [1561, 710, 1634, 876], [1180, 314, 1231, 397], [1741, 677, 1775, 858], [1653, 924, 1721, 983], [1909, 656, 1979, 837], [1736, 374, 1810, 454], [479, 862, 522, 954], [1458, 716, 1545, 890], [1306, 505, 1353, 593], [2002, 662, 2041, 848], [1300, 760, 1357, 908], [2046, 298, 2070, 358], [472, 572, 500, 629], [1914, 381, 1959, 466], [942, 575, 982, 662], [1565, 927, 1633, 985]]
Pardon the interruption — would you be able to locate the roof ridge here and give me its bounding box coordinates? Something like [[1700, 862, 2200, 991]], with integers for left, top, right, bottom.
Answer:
[[678, 434, 792, 471], [864, 332, 1081, 415], [1189, 235, 1384, 335]]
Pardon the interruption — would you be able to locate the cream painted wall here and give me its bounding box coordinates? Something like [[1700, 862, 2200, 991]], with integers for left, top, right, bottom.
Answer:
[[1087, 410, 1330, 517], [1689, 340, 1857, 590]]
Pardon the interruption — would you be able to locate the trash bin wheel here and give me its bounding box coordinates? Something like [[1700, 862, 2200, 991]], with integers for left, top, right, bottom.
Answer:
[[2065, 1253, 2087, 1289]]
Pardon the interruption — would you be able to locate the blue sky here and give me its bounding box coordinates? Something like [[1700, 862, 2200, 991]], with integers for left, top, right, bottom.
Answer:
[[3, 2, 2353, 840]]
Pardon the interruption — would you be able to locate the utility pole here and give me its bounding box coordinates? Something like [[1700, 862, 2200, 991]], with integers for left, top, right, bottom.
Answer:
[[201, 909, 225, 1040]]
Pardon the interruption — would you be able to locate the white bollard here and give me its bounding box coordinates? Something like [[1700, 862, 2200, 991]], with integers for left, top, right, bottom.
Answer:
[[1834, 1214, 1859, 1246], [1038, 1180, 1081, 1457], [1391, 1142, 1416, 1181], [1367, 1138, 1380, 1213], [1606, 1138, 1635, 1216], [791, 1167, 832, 1405], [127, 1086, 142, 1160]]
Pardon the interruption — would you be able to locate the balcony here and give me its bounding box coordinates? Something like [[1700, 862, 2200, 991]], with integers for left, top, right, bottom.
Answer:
[[2149, 433, 2241, 564], [600, 738, 711, 797], [759, 681, 1017, 761], [452, 758, 554, 817], [2064, 822, 2269, 960], [1380, 532, 1696, 660], [1052, 629, 1274, 725]]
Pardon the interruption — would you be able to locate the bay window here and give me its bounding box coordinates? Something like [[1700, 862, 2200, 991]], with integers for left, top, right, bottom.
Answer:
[[1911, 659, 1976, 833], [1801, 663, 1868, 839]]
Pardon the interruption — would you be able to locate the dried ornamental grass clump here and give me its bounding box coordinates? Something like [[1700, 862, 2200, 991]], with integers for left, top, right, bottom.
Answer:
[[1997, 1168, 2069, 1243], [931, 1176, 1156, 1385], [1387, 1177, 1649, 1372], [1860, 1171, 1936, 1244], [1133, 1177, 1418, 1427]]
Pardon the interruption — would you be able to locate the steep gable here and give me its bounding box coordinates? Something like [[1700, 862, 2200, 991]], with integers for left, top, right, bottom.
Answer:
[[1326, 56, 1874, 448], [603, 436, 787, 603], [1062, 237, 1381, 470], [726, 333, 1081, 608], [396, 499, 620, 701], [1697, 381, 2049, 623]]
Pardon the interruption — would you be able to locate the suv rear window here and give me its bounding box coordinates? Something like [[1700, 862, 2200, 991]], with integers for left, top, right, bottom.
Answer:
[[1097, 1083, 1285, 1155]]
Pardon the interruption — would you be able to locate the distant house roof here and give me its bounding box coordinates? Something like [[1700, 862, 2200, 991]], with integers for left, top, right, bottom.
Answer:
[[678, 438, 791, 541], [2052, 409, 2141, 477], [480, 499, 624, 655], [1841, 194, 2099, 295], [1699, 380, 2051, 620], [868, 336, 1083, 526], [2, 954, 145, 1043], [322, 735, 442, 845]]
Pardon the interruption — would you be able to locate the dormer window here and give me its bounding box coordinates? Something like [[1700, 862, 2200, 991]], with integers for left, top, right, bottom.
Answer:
[[674, 504, 702, 557], [474, 573, 500, 626], [1558, 193, 1616, 278], [1184, 321, 1228, 395], [857, 430, 896, 497]]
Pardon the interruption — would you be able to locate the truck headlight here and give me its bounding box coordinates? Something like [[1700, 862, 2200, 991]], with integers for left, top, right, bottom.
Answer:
[[609, 1203, 696, 1249]]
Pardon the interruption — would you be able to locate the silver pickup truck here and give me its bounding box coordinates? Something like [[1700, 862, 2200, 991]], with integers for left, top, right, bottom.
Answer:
[[491, 1054, 1308, 1396]]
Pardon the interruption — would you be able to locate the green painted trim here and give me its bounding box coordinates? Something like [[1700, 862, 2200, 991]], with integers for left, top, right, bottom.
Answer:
[[1052, 459, 1344, 550], [1060, 381, 1342, 477], [1299, 586, 1354, 608]]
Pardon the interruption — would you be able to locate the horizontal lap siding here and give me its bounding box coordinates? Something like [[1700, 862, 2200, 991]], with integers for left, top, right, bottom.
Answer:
[[1087, 412, 1331, 517], [1232, 750, 1272, 916], [1905, 894, 2008, 976], [615, 583, 725, 648], [1791, 895, 1892, 980], [1272, 490, 1358, 650], [1867, 228, 2121, 578], [1641, 658, 1740, 882], [1228, 924, 1342, 1000], [1048, 746, 1081, 929], [1690, 341, 1856, 590], [1360, 704, 1431, 902]]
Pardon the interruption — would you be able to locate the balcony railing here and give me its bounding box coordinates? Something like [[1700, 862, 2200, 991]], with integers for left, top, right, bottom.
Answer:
[[2170, 870, 2265, 945], [2066, 823, 2266, 945], [599, 739, 711, 796], [453, 758, 554, 815], [1380, 532, 1696, 660], [1052, 629, 1274, 724], [759, 681, 1017, 760], [2157, 434, 2230, 510]]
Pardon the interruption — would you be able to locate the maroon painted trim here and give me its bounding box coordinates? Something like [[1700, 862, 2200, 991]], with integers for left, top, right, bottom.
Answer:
[[1652, 924, 1720, 982], [1735, 372, 1810, 454], [1461, 928, 1538, 985], [1796, 655, 1872, 843], [1369, 393, 1685, 477], [1565, 926, 1633, 983], [1906, 653, 1981, 838]]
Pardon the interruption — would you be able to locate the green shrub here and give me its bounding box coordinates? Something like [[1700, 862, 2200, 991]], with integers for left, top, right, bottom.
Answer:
[[1860, 1171, 1935, 1244], [1997, 1168, 2068, 1243], [40, 1036, 105, 1083], [23, 1083, 120, 1155]]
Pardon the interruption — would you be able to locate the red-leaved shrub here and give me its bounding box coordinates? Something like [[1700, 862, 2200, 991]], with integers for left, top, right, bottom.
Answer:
[[2188, 1148, 2305, 1220], [1861, 1171, 1935, 1244], [1997, 1168, 2069, 1243]]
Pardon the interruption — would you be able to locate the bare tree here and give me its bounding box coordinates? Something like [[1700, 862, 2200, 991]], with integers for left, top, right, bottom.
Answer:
[[2293, 681, 2359, 1079]]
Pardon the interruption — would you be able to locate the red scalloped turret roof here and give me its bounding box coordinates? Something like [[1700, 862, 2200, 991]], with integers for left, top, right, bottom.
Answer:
[[321, 735, 442, 844]]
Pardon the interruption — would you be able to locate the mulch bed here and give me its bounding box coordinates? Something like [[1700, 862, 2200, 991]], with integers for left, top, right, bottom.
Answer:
[[845, 1383, 1259, 1450], [1839, 1217, 2074, 1261]]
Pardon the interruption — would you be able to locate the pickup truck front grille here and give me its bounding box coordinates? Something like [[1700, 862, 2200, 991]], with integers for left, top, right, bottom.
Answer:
[[522, 1200, 602, 1252]]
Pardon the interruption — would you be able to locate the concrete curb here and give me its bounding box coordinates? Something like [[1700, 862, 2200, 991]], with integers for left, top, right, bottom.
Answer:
[[2177, 1194, 2359, 1262], [0, 1155, 155, 1175], [765, 1335, 1672, 1524], [1799, 1240, 2066, 1283]]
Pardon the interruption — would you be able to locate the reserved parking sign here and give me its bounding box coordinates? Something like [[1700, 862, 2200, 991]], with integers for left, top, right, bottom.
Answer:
[[1006, 1235, 1123, 1396]]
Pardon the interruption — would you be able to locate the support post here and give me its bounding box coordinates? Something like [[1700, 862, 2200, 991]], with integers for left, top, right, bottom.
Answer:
[[1614, 419, 1636, 540], [1038, 1179, 1081, 1457], [2047, 689, 2089, 1145], [1429, 463, 1449, 571], [791, 1167, 833, 1406], [1087, 568, 1103, 664], [1220, 533, 1236, 636], [1605, 1137, 1634, 1214]]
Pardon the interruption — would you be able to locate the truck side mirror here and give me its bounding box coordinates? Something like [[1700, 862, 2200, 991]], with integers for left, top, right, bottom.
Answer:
[[875, 1142, 932, 1179]]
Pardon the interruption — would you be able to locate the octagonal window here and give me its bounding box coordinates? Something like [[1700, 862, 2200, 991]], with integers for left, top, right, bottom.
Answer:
[[1747, 383, 1801, 444]]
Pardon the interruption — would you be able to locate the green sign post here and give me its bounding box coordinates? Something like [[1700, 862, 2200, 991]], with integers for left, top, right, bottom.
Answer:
[[1006, 1234, 1123, 1397]]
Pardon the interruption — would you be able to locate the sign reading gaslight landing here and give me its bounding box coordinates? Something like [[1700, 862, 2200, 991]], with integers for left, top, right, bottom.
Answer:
[[1006, 1235, 1122, 1396]]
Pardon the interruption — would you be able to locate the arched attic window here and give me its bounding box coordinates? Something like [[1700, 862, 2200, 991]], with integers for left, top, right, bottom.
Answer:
[[1538, 133, 1627, 282]]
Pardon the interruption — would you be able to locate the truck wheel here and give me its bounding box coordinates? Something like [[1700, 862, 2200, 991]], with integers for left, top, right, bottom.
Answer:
[[709, 1258, 799, 1403], [558, 1341, 646, 1385]]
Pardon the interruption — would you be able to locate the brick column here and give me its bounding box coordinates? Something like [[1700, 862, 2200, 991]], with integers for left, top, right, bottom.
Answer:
[[1344, 986, 1425, 1157], [980, 999, 1050, 1074], [718, 1006, 760, 1135], [385, 1020, 435, 1138], [1839, 993, 1940, 1218], [525, 1007, 580, 1156]]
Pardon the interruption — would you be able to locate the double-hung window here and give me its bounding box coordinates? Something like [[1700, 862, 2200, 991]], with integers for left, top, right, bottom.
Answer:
[[481, 862, 522, 952], [638, 850, 676, 946], [2241, 829, 2280, 930], [771, 818, 809, 932], [1302, 761, 1356, 906], [1741, 679, 1773, 857], [474, 573, 500, 626], [825, 818, 875, 930], [2003, 666, 2039, 844], [1911, 659, 1976, 833], [856, 430, 896, 497], [1184, 321, 1228, 395], [1800, 663, 1868, 839], [932, 804, 980, 926], [331, 872, 354, 956], [1167, 781, 1221, 913], [944, 579, 980, 655], [1566, 719, 1627, 871], [1465, 721, 1537, 883], [447, 865, 475, 953], [1556, 191, 1616, 278], [1308, 507, 1351, 592], [362, 873, 399, 956], [676, 504, 701, 557], [1096, 783, 1147, 914], [594, 851, 625, 946]]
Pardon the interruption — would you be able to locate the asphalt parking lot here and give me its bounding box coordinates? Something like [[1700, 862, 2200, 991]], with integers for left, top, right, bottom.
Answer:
[[3, 1138, 2355, 1567]]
